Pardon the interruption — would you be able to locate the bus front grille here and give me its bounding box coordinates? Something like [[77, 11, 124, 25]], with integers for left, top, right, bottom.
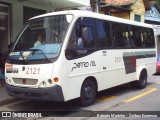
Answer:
[[12, 78, 38, 85]]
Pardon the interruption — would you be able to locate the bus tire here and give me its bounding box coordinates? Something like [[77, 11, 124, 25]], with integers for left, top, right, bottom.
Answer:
[[79, 80, 96, 106], [133, 70, 147, 89]]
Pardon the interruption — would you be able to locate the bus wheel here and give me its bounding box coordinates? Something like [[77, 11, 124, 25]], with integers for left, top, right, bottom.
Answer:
[[79, 80, 96, 106], [136, 70, 147, 89]]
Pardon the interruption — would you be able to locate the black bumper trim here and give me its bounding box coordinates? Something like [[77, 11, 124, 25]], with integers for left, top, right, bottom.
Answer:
[[6, 84, 64, 102]]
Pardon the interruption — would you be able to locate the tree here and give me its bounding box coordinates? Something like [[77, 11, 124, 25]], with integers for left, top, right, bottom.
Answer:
[[156, 0, 160, 12]]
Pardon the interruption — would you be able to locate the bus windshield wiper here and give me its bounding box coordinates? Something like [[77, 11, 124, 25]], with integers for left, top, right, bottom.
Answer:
[[19, 51, 29, 63], [28, 49, 51, 62]]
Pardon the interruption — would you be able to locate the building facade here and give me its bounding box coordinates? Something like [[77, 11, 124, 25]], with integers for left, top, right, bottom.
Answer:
[[101, 0, 157, 22], [144, 2, 160, 52], [145, 5, 160, 25]]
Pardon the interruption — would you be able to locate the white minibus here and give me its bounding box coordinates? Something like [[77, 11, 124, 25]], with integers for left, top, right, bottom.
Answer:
[[5, 10, 157, 106]]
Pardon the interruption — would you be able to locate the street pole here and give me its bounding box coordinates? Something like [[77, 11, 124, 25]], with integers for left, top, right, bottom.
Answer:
[[97, 0, 101, 13]]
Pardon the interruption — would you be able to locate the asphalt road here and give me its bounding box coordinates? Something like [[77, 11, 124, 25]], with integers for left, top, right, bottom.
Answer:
[[0, 75, 160, 120]]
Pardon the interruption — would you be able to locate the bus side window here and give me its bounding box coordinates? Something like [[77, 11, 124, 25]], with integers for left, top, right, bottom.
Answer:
[[96, 19, 111, 48], [81, 26, 94, 49], [130, 31, 136, 48], [130, 26, 144, 48], [143, 28, 155, 48], [67, 26, 94, 59], [67, 26, 79, 58], [112, 23, 130, 48]]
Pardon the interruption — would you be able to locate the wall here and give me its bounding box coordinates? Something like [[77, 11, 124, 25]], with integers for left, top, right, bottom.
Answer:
[[12, 3, 23, 42], [0, 0, 53, 42], [145, 6, 160, 24], [100, 0, 146, 22], [111, 13, 130, 19], [130, 0, 145, 22]]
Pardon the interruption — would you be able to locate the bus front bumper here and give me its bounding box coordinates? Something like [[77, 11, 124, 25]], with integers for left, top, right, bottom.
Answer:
[[6, 84, 64, 102]]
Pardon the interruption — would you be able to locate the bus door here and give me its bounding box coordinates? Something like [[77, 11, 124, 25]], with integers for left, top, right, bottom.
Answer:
[[65, 17, 99, 99], [95, 19, 119, 89]]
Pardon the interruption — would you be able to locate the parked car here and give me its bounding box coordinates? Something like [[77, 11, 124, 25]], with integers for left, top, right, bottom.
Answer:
[[157, 55, 160, 74]]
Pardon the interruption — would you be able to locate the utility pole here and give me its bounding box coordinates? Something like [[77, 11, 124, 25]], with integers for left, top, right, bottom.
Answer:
[[97, 0, 101, 13], [90, 0, 101, 13]]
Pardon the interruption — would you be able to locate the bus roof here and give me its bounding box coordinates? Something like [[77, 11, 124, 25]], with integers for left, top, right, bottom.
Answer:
[[30, 10, 153, 28]]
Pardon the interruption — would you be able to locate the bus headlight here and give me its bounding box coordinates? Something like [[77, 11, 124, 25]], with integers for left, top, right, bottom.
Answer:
[[48, 79, 53, 84], [39, 81, 47, 88], [5, 77, 12, 85]]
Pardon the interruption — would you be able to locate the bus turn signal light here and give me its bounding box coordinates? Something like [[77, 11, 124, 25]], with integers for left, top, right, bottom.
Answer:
[[54, 77, 59, 82]]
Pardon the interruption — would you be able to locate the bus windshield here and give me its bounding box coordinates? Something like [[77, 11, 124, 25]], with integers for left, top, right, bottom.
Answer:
[[8, 14, 73, 61]]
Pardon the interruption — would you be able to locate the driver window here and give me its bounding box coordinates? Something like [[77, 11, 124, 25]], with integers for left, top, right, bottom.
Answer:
[[68, 21, 94, 59]]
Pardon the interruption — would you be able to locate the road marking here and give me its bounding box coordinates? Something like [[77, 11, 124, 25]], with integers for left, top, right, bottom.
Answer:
[[125, 88, 157, 103], [96, 96, 116, 102]]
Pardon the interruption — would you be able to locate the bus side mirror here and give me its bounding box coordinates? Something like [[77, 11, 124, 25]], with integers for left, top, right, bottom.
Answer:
[[65, 48, 79, 59]]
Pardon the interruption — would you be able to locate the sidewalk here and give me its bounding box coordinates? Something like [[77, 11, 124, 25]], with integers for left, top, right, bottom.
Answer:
[[0, 83, 17, 106]]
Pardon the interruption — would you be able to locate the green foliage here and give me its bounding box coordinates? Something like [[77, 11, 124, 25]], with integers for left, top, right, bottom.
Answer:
[[155, 0, 160, 12]]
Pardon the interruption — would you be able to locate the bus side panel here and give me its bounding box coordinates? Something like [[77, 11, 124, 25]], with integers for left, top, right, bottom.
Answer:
[[145, 59, 157, 76], [67, 52, 100, 100], [97, 50, 120, 91], [67, 50, 135, 100], [98, 50, 136, 91], [51, 53, 69, 101], [66, 49, 156, 100], [136, 49, 157, 80]]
